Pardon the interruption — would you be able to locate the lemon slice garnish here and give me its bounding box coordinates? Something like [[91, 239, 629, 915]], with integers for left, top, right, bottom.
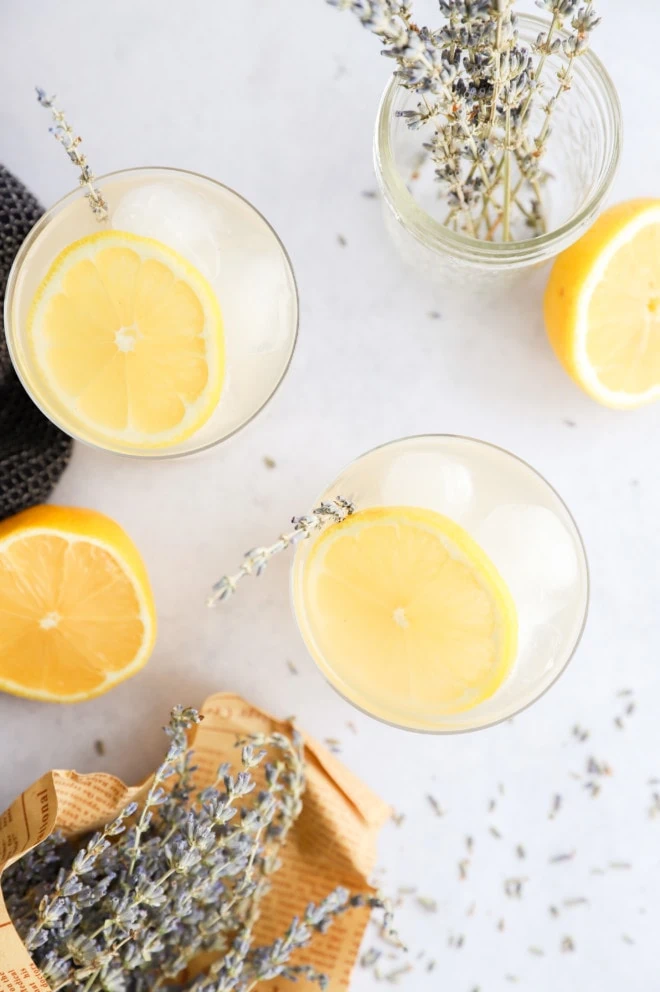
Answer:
[[28, 230, 224, 447], [301, 505, 518, 720]]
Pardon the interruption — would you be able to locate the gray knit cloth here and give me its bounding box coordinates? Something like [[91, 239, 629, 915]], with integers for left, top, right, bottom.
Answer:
[[0, 165, 73, 521]]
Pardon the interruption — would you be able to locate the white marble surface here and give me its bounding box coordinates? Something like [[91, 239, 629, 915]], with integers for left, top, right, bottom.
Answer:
[[2, 1, 660, 989]]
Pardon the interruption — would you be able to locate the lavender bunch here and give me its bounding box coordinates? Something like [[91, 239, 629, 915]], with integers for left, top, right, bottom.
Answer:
[[1, 708, 393, 992], [328, 0, 601, 241]]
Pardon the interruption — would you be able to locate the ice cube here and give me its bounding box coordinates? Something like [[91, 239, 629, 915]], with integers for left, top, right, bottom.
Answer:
[[220, 247, 294, 355], [111, 182, 223, 283], [476, 503, 579, 624], [379, 451, 474, 518], [521, 622, 563, 678]]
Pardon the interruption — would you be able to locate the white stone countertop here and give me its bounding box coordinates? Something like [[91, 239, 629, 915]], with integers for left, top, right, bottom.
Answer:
[[1, 1, 660, 989]]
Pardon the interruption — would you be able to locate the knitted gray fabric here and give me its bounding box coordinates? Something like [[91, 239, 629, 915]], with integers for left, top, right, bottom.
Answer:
[[0, 165, 73, 521]]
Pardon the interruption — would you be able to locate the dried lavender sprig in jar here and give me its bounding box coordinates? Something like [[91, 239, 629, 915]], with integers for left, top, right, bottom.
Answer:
[[327, 0, 601, 242], [207, 497, 354, 607], [35, 89, 108, 221]]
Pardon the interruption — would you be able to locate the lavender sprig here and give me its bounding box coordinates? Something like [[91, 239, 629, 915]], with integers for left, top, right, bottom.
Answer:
[[35, 88, 108, 221], [207, 497, 354, 607]]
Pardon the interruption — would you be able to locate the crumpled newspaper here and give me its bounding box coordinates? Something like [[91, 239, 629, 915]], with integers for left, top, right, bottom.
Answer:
[[0, 692, 390, 992]]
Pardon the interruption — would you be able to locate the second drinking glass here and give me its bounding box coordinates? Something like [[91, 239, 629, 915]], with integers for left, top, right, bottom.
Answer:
[[4, 167, 299, 458], [292, 435, 589, 733]]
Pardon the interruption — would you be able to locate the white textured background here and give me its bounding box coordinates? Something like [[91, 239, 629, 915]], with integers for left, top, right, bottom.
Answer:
[[2, 1, 660, 989]]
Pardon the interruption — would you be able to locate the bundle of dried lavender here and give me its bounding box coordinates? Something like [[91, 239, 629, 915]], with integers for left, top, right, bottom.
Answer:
[[1, 708, 393, 992], [328, 0, 600, 241]]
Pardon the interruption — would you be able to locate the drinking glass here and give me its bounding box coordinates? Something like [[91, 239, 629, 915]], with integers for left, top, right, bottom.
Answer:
[[4, 167, 298, 458], [292, 435, 589, 733], [374, 15, 622, 296]]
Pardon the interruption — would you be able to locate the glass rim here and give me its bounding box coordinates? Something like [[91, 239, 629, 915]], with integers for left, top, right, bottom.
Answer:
[[292, 433, 591, 735], [3, 165, 300, 461], [373, 14, 623, 267]]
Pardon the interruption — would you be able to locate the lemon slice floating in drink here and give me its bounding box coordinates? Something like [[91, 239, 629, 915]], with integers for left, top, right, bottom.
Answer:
[[28, 230, 224, 449], [300, 506, 518, 722]]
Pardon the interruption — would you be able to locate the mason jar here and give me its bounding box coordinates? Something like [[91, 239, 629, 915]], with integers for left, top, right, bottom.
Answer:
[[373, 14, 622, 295]]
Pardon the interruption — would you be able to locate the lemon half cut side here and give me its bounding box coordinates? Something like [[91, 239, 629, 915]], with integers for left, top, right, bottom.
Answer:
[[545, 200, 660, 409], [0, 505, 156, 703]]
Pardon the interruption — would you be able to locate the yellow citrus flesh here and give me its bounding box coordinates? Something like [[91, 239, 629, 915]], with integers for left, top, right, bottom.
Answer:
[[28, 231, 224, 448], [0, 506, 156, 702], [300, 506, 518, 722], [545, 199, 660, 409]]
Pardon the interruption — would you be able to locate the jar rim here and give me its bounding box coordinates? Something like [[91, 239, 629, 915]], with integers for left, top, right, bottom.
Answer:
[[374, 14, 623, 267]]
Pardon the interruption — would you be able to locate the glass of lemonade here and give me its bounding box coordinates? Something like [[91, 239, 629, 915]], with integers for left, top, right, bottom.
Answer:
[[4, 167, 298, 458], [292, 435, 589, 733]]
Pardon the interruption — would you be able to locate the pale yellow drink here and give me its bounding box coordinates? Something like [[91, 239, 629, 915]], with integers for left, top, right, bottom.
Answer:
[[293, 436, 589, 733], [4, 168, 298, 457]]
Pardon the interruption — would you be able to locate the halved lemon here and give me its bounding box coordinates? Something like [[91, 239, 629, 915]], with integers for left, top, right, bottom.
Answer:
[[0, 505, 156, 702], [300, 506, 517, 718], [28, 230, 224, 448], [545, 200, 660, 409]]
